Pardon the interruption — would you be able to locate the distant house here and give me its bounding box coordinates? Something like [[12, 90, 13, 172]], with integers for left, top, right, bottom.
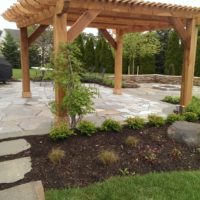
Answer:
[[0, 29, 20, 43]]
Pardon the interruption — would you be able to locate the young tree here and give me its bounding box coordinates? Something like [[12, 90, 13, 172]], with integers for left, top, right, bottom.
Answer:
[[123, 32, 160, 74], [164, 30, 183, 75], [1, 32, 20, 68]]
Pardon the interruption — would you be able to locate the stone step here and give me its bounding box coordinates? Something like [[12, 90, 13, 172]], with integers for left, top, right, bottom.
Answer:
[[0, 139, 31, 156], [0, 181, 45, 200], [0, 157, 32, 184]]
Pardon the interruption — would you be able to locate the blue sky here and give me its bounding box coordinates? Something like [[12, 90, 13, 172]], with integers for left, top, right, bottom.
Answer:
[[1, 0, 200, 30]]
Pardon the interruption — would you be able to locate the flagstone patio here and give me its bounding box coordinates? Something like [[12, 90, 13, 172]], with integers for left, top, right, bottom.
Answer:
[[1, 81, 199, 139]]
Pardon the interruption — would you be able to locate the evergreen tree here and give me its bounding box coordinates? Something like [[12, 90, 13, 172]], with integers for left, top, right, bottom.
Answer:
[[95, 37, 103, 71], [155, 30, 170, 73], [1, 32, 20, 68], [29, 44, 41, 67], [164, 30, 183, 75], [195, 32, 200, 77], [139, 54, 156, 74], [84, 37, 95, 70], [74, 33, 85, 66]]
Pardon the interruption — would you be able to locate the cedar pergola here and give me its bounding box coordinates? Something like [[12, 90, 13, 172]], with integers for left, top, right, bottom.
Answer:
[[2, 0, 200, 120]]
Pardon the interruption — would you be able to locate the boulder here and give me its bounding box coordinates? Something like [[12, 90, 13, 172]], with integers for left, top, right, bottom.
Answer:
[[167, 121, 200, 147]]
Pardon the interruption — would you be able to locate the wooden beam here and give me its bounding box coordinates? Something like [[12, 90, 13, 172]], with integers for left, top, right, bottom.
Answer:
[[170, 17, 189, 48], [20, 27, 31, 98], [180, 18, 198, 107], [68, 10, 100, 42], [99, 29, 117, 49], [113, 29, 123, 95], [53, 0, 68, 122], [28, 25, 49, 47]]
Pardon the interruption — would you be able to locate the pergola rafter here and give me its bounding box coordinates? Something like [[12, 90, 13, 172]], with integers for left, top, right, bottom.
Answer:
[[2, 0, 200, 121]]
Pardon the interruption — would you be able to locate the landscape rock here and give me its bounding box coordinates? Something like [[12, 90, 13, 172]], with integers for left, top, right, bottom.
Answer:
[[0, 157, 32, 184], [0, 181, 45, 200], [168, 121, 200, 147], [0, 139, 31, 156]]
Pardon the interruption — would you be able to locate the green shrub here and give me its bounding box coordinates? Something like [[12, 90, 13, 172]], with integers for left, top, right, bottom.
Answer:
[[126, 117, 145, 130], [77, 120, 97, 136], [162, 96, 180, 104], [98, 150, 119, 166], [101, 119, 122, 132], [148, 114, 165, 127], [49, 123, 74, 141], [186, 96, 200, 119], [48, 148, 65, 165], [166, 113, 185, 124], [183, 112, 198, 122]]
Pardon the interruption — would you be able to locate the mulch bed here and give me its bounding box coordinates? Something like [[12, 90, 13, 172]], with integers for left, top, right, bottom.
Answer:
[[1, 124, 200, 190]]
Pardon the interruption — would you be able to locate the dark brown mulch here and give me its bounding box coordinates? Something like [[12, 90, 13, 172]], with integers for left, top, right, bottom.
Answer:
[[0, 124, 200, 190]]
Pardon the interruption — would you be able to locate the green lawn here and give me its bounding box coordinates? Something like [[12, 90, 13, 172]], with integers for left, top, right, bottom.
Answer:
[[12, 68, 37, 80], [46, 171, 200, 200], [12, 68, 52, 80]]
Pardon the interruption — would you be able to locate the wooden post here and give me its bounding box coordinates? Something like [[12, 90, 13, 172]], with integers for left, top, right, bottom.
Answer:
[[53, 12, 68, 122], [180, 18, 198, 107], [113, 29, 123, 95], [20, 27, 31, 98]]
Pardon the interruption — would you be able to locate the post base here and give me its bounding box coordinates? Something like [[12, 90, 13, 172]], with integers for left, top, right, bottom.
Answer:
[[22, 92, 32, 98], [54, 115, 70, 126], [113, 89, 122, 95]]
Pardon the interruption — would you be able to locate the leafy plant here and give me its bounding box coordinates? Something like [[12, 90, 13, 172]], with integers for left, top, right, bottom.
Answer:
[[148, 114, 165, 127], [50, 43, 98, 128], [77, 120, 96, 136], [162, 96, 180, 104], [166, 113, 185, 124], [126, 117, 145, 130], [48, 148, 65, 165], [182, 112, 198, 122], [119, 168, 136, 176], [141, 145, 160, 164], [49, 123, 74, 141], [170, 148, 182, 159], [125, 136, 140, 148], [101, 119, 122, 132], [98, 150, 119, 166], [186, 97, 200, 119]]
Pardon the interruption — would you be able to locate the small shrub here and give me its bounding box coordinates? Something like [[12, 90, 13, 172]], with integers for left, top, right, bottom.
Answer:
[[183, 112, 198, 122], [166, 113, 185, 124], [162, 96, 180, 104], [48, 148, 65, 165], [77, 120, 96, 136], [170, 148, 182, 159], [126, 117, 145, 130], [125, 136, 140, 147], [49, 123, 74, 141], [141, 146, 160, 164], [148, 114, 165, 127], [98, 150, 119, 166], [186, 96, 200, 119], [101, 119, 122, 132]]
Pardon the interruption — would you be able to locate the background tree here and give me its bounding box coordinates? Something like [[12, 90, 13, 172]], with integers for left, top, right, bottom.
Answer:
[[164, 30, 183, 75], [155, 30, 170, 74], [0, 32, 20, 68], [123, 32, 160, 74], [84, 37, 95, 70], [195, 29, 200, 77]]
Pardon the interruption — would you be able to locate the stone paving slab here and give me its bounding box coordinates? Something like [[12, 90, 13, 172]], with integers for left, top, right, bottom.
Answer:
[[0, 139, 31, 156], [0, 157, 32, 184], [0, 181, 45, 200]]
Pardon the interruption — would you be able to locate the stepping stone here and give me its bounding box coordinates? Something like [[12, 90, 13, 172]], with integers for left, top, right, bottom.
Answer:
[[0, 139, 31, 156], [168, 121, 200, 147], [0, 157, 32, 184], [0, 181, 45, 200]]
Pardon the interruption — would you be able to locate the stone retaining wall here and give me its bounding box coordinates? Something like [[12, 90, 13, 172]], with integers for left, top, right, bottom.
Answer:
[[109, 74, 200, 86]]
